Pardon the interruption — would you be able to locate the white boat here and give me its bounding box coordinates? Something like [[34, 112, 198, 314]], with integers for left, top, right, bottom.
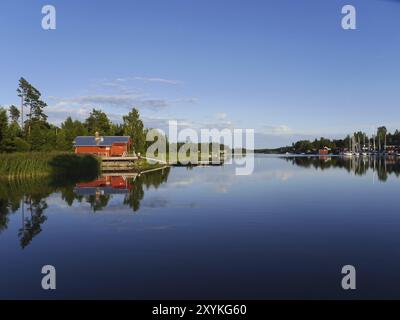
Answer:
[[343, 134, 354, 157]]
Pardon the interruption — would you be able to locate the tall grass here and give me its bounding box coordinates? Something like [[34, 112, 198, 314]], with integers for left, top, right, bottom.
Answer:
[[0, 152, 100, 178]]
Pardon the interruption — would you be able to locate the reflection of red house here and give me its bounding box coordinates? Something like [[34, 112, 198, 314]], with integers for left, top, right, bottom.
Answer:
[[76, 176, 131, 189], [75, 176, 133, 194], [74, 132, 132, 157]]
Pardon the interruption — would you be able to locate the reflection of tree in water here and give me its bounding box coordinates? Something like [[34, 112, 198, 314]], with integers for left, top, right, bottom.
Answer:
[[69, 167, 171, 212], [124, 167, 171, 212], [0, 175, 96, 248], [123, 178, 144, 212], [87, 193, 111, 212], [284, 156, 400, 182], [61, 185, 83, 206], [0, 168, 171, 247], [0, 178, 54, 248], [18, 196, 48, 249], [0, 199, 10, 233]]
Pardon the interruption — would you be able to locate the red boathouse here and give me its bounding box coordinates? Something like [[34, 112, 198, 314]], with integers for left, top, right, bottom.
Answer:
[[318, 146, 331, 155], [74, 132, 132, 157]]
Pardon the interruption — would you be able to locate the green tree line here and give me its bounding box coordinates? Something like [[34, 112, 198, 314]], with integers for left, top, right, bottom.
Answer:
[[256, 126, 400, 154], [293, 127, 400, 153], [0, 77, 148, 154]]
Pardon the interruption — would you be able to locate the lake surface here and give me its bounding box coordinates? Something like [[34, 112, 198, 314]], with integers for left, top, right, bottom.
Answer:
[[1, 155, 400, 299]]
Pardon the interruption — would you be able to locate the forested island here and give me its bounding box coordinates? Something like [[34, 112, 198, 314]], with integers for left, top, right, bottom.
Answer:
[[255, 128, 400, 154]]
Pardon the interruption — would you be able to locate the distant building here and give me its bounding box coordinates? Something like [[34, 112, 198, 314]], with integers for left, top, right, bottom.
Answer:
[[318, 146, 331, 155], [74, 132, 132, 157], [386, 145, 397, 154]]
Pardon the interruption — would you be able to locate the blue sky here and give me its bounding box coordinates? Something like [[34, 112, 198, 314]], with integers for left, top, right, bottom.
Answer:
[[0, 0, 400, 147]]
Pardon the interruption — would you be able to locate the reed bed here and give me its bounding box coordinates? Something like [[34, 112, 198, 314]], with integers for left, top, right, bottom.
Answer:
[[0, 152, 100, 178]]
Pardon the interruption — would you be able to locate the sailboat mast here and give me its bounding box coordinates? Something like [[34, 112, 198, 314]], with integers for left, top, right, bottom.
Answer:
[[378, 135, 381, 152], [348, 134, 351, 152], [368, 136, 371, 153], [374, 134, 376, 152], [384, 133, 387, 153], [363, 134, 366, 151]]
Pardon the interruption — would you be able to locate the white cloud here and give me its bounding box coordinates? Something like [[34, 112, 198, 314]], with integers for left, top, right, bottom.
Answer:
[[260, 125, 293, 135], [215, 112, 227, 121], [51, 75, 196, 119], [100, 76, 183, 86], [46, 102, 123, 124], [45, 94, 168, 124], [48, 94, 143, 106], [133, 76, 183, 85], [46, 93, 190, 118]]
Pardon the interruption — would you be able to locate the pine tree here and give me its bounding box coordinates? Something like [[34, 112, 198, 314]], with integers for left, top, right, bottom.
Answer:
[[0, 108, 9, 151], [16, 77, 30, 130], [57, 117, 88, 151], [123, 108, 146, 154], [17, 77, 48, 138], [9, 105, 20, 123], [85, 109, 112, 135]]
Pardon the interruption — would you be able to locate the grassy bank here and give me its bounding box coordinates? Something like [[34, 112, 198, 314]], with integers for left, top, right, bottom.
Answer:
[[131, 159, 168, 172], [0, 152, 100, 178]]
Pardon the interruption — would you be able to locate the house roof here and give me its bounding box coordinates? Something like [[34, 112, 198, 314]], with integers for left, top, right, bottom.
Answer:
[[74, 136, 131, 147]]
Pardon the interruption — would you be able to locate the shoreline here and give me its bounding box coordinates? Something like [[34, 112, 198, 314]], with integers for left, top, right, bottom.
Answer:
[[0, 152, 170, 179]]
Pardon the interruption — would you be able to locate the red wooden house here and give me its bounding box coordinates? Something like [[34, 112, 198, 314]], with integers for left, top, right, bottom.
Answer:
[[74, 132, 132, 157]]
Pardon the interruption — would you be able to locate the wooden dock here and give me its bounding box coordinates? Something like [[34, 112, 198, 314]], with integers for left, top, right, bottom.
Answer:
[[100, 154, 226, 171], [101, 156, 138, 161], [170, 159, 225, 167], [101, 156, 138, 171], [140, 156, 225, 167]]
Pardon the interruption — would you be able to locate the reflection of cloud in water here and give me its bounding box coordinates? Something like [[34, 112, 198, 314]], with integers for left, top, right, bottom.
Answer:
[[143, 196, 197, 209], [256, 170, 294, 181], [46, 194, 71, 208], [168, 168, 237, 193], [168, 179, 195, 187], [142, 225, 174, 231], [142, 197, 169, 208], [168, 165, 296, 194]]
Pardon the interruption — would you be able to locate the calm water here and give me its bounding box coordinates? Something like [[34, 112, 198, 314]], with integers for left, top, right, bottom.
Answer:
[[1, 155, 400, 299]]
